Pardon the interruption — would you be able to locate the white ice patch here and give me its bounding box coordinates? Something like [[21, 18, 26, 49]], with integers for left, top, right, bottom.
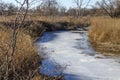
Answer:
[[36, 31, 120, 80]]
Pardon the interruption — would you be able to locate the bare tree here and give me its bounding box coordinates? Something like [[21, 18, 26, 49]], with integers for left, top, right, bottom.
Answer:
[[96, 0, 118, 18], [0, 0, 44, 79], [67, 8, 77, 16], [0, 2, 18, 16], [0, 1, 7, 15], [40, 0, 59, 16], [10, 0, 29, 56], [7, 3, 18, 15], [74, 0, 91, 17], [116, 0, 120, 16], [3, 0, 29, 79], [59, 6, 67, 16]]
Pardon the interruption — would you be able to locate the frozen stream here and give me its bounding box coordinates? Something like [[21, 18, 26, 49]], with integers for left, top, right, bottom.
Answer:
[[36, 31, 120, 80]]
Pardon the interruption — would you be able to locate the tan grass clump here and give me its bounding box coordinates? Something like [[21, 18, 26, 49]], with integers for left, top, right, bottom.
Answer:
[[0, 26, 41, 79], [89, 17, 120, 55]]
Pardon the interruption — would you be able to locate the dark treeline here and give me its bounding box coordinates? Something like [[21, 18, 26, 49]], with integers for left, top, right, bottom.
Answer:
[[0, 1, 18, 15], [0, 0, 120, 18]]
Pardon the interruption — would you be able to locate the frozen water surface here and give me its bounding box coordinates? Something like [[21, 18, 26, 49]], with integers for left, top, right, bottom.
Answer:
[[36, 31, 120, 80]]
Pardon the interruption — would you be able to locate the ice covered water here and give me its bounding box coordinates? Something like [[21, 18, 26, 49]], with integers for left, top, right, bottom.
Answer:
[[36, 31, 120, 80]]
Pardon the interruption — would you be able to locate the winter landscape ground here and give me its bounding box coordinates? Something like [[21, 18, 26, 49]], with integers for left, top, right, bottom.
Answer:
[[0, 0, 120, 79], [37, 31, 120, 80]]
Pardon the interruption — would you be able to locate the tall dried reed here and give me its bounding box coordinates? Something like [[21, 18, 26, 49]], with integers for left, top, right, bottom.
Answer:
[[89, 17, 120, 55]]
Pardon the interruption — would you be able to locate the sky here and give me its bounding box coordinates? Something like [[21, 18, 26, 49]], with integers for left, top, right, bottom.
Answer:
[[58, 0, 100, 8], [2, 0, 100, 9]]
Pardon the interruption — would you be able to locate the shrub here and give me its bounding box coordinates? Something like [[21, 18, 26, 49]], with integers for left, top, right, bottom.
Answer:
[[0, 26, 41, 79]]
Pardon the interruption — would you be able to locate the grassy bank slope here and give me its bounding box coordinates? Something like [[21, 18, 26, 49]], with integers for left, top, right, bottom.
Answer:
[[89, 17, 120, 56], [0, 25, 42, 79], [0, 23, 63, 80]]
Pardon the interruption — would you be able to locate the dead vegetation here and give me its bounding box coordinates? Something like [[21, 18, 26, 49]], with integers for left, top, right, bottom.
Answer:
[[0, 25, 41, 79], [89, 17, 120, 56], [0, 0, 119, 79], [0, 22, 64, 80]]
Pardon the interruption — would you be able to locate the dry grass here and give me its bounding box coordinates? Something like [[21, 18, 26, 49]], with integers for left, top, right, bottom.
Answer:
[[0, 16, 16, 22], [0, 15, 90, 26], [0, 15, 91, 79], [0, 25, 41, 79], [31, 16, 90, 25], [89, 17, 120, 55], [0, 17, 63, 79]]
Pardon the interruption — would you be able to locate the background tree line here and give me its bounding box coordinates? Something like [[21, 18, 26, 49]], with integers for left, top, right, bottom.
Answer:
[[0, 0, 120, 17], [0, 0, 18, 15]]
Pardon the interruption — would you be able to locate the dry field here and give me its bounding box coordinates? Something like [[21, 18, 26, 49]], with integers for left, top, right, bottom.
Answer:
[[0, 25, 41, 79], [89, 17, 120, 56], [0, 15, 89, 24]]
